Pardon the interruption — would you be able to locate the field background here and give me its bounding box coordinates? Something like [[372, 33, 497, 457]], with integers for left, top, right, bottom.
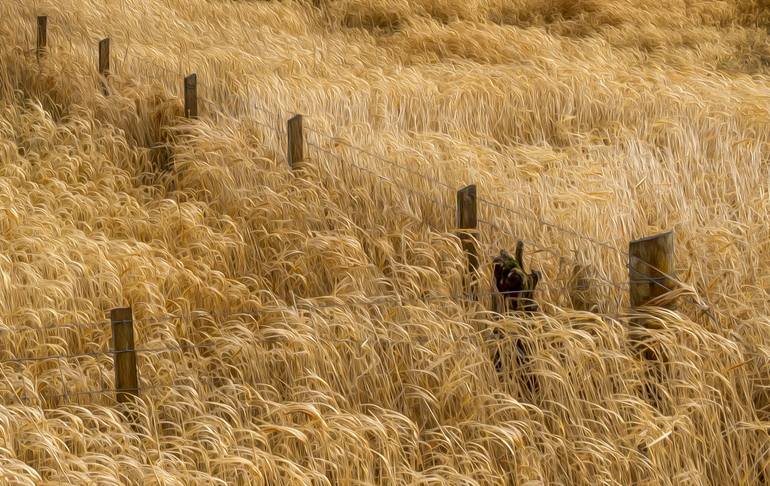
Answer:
[[1, 0, 770, 484]]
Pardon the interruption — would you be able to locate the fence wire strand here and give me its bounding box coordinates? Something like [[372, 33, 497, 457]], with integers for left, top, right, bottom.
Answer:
[[307, 140, 455, 213]]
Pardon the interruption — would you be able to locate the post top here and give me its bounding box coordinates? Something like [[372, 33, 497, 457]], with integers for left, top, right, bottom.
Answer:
[[110, 307, 133, 321], [630, 230, 673, 245]]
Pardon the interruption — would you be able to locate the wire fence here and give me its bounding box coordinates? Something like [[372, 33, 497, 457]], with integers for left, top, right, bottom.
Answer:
[[20, 17, 726, 313], [21, 17, 722, 316], [0, 313, 181, 337], [0, 342, 220, 366], [304, 134, 683, 315], [5, 376, 228, 407], [21, 22, 687, 303], [4, 16, 732, 409], [303, 130, 680, 293], [0, 301, 615, 408], [0, 282, 616, 337]]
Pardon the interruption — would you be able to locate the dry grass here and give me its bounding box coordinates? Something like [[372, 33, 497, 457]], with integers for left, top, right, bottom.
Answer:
[[1, 0, 770, 483]]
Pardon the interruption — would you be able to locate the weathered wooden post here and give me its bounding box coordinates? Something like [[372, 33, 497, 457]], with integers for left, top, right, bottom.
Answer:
[[184, 73, 197, 118], [628, 231, 674, 409], [456, 184, 479, 300], [98, 38, 110, 95], [110, 307, 139, 406], [629, 231, 675, 308], [36, 16, 47, 61], [287, 114, 303, 169]]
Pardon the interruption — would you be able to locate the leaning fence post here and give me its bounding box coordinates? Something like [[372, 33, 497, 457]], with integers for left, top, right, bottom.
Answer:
[[110, 307, 139, 407], [456, 184, 479, 300], [36, 16, 47, 61], [287, 114, 303, 169], [629, 230, 675, 308], [98, 38, 110, 95], [184, 73, 197, 118]]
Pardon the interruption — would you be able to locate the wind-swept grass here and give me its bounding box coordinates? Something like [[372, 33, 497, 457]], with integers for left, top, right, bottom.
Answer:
[[0, 0, 769, 483]]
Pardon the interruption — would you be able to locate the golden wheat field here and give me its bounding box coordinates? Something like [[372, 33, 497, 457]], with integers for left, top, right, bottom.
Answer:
[[1, 0, 770, 483]]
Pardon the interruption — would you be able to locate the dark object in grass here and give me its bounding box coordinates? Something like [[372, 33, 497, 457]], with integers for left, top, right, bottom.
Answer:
[[492, 241, 541, 396], [492, 241, 541, 313]]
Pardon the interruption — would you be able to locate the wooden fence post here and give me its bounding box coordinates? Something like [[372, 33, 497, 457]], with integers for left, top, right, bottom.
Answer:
[[110, 307, 139, 406], [629, 231, 674, 408], [629, 230, 675, 308], [98, 38, 110, 95], [36, 16, 47, 60], [184, 73, 197, 118], [457, 184, 479, 300], [287, 114, 303, 169]]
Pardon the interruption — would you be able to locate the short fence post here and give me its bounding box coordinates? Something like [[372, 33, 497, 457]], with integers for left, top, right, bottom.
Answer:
[[629, 231, 674, 407], [287, 114, 303, 169], [629, 230, 675, 308], [456, 184, 479, 300], [110, 307, 139, 406], [98, 38, 110, 95], [184, 73, 197, 118], [36, 16, 47, 61]]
